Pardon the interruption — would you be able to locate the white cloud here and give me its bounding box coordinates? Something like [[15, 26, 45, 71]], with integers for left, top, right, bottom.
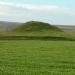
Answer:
[[0, 2, 59, 11], [0, 12, 12, 16], [0, 12, 7, 16], [0, 1, 75, 17]]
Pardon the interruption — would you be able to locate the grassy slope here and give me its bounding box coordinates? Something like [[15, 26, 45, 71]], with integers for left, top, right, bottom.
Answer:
[[56, 25, 75, 38], [0, 21, 66, 40], [0, 21, 75, 40], [0, 40, 75, 75], [12, 21, 61, 32]]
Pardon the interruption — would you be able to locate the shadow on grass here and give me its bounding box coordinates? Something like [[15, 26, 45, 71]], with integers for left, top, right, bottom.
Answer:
[[0, 36, 74, 41]]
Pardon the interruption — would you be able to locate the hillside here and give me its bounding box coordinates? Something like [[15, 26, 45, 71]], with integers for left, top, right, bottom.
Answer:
[[0, 21, 74, 40], [12, 21, 62, 32], [0, 21, 21, 31], [0, 21, 75, 32], [56, 25, 75, 32]]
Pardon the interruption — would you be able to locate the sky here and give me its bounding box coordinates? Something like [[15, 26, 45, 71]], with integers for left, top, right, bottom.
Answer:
[[0, 0, 75, 25]]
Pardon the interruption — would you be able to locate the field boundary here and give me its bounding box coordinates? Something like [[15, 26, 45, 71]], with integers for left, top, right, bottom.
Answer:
[[0, 36, 74, 41]]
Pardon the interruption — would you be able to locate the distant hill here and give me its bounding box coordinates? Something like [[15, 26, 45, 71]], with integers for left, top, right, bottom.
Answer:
[[0, 21, 75, 33], [12, 21, 62, 32], [56, 25, 75, 32], [0, 21, 21, 31]]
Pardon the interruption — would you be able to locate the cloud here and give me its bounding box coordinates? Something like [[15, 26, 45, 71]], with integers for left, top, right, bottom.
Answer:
[[0, 1, 75, 17], [0, 12, 7, 16], [0, 2, 59, 11]]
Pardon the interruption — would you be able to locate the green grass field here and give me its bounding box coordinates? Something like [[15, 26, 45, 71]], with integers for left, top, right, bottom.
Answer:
[[0, 40, 75, 75], [0, 21, 75, 75]]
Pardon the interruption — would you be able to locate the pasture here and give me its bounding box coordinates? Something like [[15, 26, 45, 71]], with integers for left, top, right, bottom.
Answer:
[[0, 40, 75, 75]]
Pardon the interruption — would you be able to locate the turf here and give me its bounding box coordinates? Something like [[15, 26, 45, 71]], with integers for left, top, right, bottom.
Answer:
[[12, 21, 62, 32], [0, 40, 75, 75]]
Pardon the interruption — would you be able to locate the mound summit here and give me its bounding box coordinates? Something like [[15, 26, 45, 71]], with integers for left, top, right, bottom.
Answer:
[[12, 21, 62, 32]]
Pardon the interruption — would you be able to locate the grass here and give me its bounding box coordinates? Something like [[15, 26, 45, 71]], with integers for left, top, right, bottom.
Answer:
[[0, 40, 75, 75], [0, 31, 74, 41], [0, 21, 75, 75], [12, 21, 61, 32]]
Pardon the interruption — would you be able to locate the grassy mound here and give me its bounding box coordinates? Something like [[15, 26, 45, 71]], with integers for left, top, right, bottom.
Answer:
[[0, 21, 71, 40], [12, 21, 62, 32]]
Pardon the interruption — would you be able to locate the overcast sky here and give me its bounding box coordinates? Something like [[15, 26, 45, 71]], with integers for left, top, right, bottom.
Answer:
[[0, 0, 75, 25]]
